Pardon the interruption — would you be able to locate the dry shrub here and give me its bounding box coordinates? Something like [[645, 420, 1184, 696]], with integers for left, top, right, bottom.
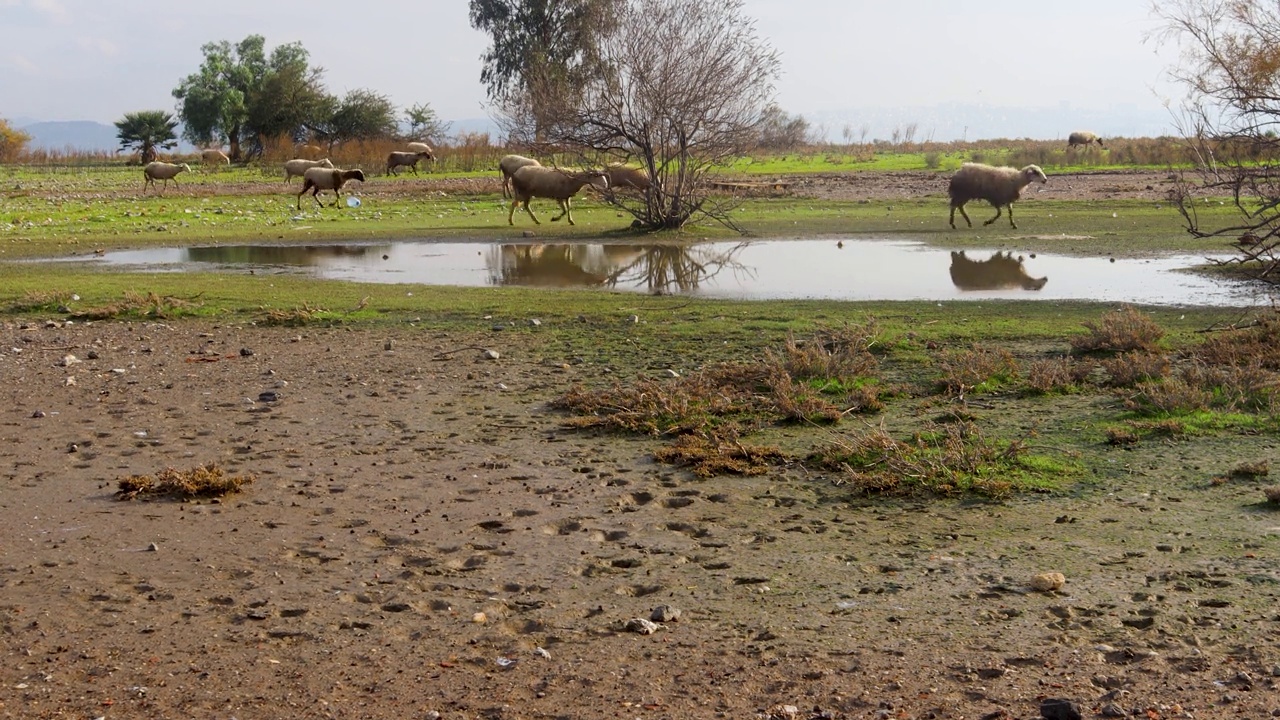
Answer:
[[651, 435, 784, 478], [555, 366, 761, 436], [117, 463, 252, 500], [1023, 356, 1092, 394], [1123, 377, 1212, 415], [1264, 485, 1280, 504], [1072, 306, 1165, 353], [1104, 426, 1140, 445], [9, 290, 75, 312], [1230, 460, 1270, 479], [69, 291, 200, 320], [935, 345, 1018, 395], [771, 323, 882, 384], [1181, 361, 1279, 412], [1100, 352, 1172, 387], [259, 303, 329, 327], [1136, 418, 1186, 437], [1195, 313, 1280, 369], [768, 374, 842, 424]]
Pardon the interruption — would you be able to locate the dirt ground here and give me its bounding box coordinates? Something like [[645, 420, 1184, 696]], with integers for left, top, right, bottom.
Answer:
[[3, 171, 1279, 720]]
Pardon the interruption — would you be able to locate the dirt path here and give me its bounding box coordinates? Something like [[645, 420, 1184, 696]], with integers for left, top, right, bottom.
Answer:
[[2, 318, 1278, 720]]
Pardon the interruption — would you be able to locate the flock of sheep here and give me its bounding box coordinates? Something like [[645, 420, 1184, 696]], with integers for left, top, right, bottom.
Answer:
[[138, 130, 1103, 231]]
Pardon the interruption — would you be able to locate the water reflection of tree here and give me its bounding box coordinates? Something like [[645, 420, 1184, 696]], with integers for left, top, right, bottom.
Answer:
[[605, 242, 753, 294], [487, 242, 752, 293]]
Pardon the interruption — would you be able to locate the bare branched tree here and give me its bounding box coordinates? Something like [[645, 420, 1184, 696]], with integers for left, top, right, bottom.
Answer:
[[542, 0, 780, 231], [1153, 0, 1280, 281]]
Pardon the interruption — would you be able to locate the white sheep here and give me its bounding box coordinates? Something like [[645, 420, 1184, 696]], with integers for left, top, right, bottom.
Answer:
[[1068, 131, 1104, 148], [405, 141, 434, 155], [200, 149, 230, 167], [606, 164, 651, 191], [283, 157, 334, 183], [297, 167, 366, 209], [498, 154, 541, 198], [948, 162, 1047, 230], [385, 150, 434, 176], [143, 161, 191, 193], [507, 166, 609, 226]]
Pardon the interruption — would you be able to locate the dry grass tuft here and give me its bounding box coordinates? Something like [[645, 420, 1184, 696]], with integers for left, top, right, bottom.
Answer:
[[9, 289, 75, 312], [770, 323, 882, 383], [117, 463, 253, 500], [936, 345, 1018, 395], [651, 435, 785, 478], [259, 303, 329, 326], [1023, 356, 1092, 394], [1100, 352, 1171, 387], [1195, 312, 1280, 369], [1123, 377, 1212, 415], [69, 291, 201, 320], [1229, 460, 1270, 479], [1264, 485, 1280, 504], [1072, 306, 1165, 353], [1104, 426, 1140, 445]]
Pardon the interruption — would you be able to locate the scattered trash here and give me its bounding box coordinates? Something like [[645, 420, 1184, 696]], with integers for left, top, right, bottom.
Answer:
[[534, 647, 551, 659], [624, 617, 660, 635], [495, 656, 516, 668]]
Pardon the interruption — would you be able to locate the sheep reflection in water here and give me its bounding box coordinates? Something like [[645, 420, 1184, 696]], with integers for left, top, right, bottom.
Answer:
[[948, 250, 1048, 291], [487, 243, 751, 293]]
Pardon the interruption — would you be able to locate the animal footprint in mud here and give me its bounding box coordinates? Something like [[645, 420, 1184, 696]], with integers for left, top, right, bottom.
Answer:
[[661, 496, 695, 509], [665, 522, 711, 539], [614, 583, 664, 597], [472, 520, 514, 534], [540, 518, 585, 535], [588, 529, 630, 543], [616, 491, 654, 509]]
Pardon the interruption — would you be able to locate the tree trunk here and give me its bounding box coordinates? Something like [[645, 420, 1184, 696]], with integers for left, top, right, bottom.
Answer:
[[228, 125, 242, 162]]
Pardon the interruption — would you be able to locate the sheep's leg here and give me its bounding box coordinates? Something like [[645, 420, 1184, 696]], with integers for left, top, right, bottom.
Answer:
[[1006, 204, 1018, 229], [983, 205, 1003, 227], [950, 202, 972, 229], [551, 198, 571, 224], [523, 200, 541, 225]]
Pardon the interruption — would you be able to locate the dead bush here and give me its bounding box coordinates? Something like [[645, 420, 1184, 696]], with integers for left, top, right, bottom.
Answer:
[[69, 291, 201, 320], [1105, 426, 1140, 445], [768, 374, 842, 424], [1072, 306, 1165, 353], [1023, 356, 1091, 394], [1195, 312, 1280, 369], [935, 345, 1018, 395], [1229, 460, 1270, 479], [117, 463, 253, 500], [769, 323, 882, 384], [1123, 377, 1212, 415], [651, 435, 784, 478], [1180, 361, 1279, 412], [1264, 485, 1280, 504], [1100, 352, 1172, 387]]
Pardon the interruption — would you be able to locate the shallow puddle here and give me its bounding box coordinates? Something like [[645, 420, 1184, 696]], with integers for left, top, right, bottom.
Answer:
[[75, 238, 1270, 306]]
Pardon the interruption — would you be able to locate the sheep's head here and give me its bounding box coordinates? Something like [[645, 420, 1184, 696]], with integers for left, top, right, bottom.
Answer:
[[416, 150, 436, 161], [319, 158, 334, 168], [1022, 165, 1047, 184], [585, 170, 610, 191], [345, 169, 367, 183]]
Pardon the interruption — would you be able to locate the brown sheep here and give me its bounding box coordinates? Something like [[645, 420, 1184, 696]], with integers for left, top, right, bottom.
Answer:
[[948, 163, 1047, 230], [1067, 131, 1104, 148], [297, 168, 366, 209], [498, 154, 541, 198], [386, 150, 434, 176], [507, 166, 609, 226], [606, 164, 651, 191], [143, 162, 190, 193]]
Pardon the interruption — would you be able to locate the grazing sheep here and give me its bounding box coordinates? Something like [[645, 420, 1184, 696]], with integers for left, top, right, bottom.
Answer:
[[200, 148, 230, 167], [1068, 131, 1104, 148], [385, 150, 434, 176], [948, 162, 1047, 230], [405, 142, 434, 155], [949, 251, 1047, 291], [605, 164, 651, 191], [143, 161, 191, 193], [498, 154, 542, 198], [283, 157, 334, 183], [297, 167, 366, 209], [507, 166, 609, 226]]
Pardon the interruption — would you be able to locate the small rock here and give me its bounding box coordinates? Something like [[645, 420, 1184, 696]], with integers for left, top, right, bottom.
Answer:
[[258, 390, 280, 402], [239, 347, 254, 357], [650, 605, 682, 622], [86, 350, 100, 360], [664, 369, 680, 378], [522, 230, 536, 238], [1039, 698, 1082, 720], [483, 349, 500, 360], [1099, 703, 1127, 717], [1031, 572, 1065, 592], [627, 314, 639, 324], [383, 340, 393, 351], [624, 617, 660, 634], [528, 318, 541, 327], [64, 376, 76, 386], [472, 612, 487, 624], [31, 410, 45, 419], [60, 354, 81, 367], [491, 324, 506, 331], [147, 542, 159, 552], [533, 646, 551, 659]]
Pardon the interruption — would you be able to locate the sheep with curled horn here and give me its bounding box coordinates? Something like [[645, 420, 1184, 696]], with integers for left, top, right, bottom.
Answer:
[[284, 157, 334, 183], [1067, 131, 1104, 148], [507, 166, 609, 226], [297, 167, 366, 209], [498, 154, 541, 198], [948, 162, 1047, 230], [143, 161, 191, 193]]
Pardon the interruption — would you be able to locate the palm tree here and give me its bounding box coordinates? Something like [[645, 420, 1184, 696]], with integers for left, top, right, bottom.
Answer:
[[115, 110, 179, 164]]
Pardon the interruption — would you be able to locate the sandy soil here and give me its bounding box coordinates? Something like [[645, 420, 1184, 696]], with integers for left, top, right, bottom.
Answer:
[[2, 309, 1279, 720]]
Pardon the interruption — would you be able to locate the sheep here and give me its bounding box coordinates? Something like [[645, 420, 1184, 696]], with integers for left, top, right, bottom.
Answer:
[[283, 157, 334, 183], [405, 141, 434, 155], [948, 162, 1047, 230], [143, 161, 191, 193], [200, 148, 230, 167], [507, 166, 609, 226], [385, 150, 434, 176], [605, 164, 651, 191], [498, 154, 541, 198], [297, 167, 366, 209], [1068, 131, 1104, 148], [949, 251, 1047, 291]]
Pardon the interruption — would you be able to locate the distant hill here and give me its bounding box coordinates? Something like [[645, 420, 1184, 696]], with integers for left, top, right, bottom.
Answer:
[[21, 120, 121, 153]]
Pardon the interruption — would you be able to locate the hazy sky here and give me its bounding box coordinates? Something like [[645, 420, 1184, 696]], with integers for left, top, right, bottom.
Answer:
[[0, 0, 1185, 140]]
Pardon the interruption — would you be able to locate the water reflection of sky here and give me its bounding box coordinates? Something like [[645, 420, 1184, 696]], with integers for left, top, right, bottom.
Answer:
[[76, 238, 1273, 307]]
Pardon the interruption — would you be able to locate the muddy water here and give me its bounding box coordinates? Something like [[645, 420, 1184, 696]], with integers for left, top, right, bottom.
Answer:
[[76, 238, 1269, 306]]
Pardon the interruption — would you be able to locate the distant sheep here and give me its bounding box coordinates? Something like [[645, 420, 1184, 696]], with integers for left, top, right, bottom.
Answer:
[[948, 162, 1047, 230], [385, 150, 434, 176], [200, 149, 230, 167], [1068, 131, 1104, 148], [606, 164, 651, 191], [949, 251, 1047, 291], [283, 157, 334, 183], [498, 154, 541, 198], [143, 161, 190, 193], [508, 166, 609, 226], [297, 167, 366, 209], [405, 142, 434, 155]]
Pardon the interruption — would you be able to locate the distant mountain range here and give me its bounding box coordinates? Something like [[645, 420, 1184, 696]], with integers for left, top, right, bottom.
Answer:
[[16, 118, 503, 153]]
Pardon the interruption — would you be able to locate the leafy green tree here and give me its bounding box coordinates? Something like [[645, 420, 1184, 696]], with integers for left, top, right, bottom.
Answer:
[[0, 118, 31, 162], [114, 110, 178, 164], [468, 0, 616, 140], [323, 89, 399, 145], [172, 35, 269, 161], [405, 102, 451, 144], [244, 54, 331, 149]]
